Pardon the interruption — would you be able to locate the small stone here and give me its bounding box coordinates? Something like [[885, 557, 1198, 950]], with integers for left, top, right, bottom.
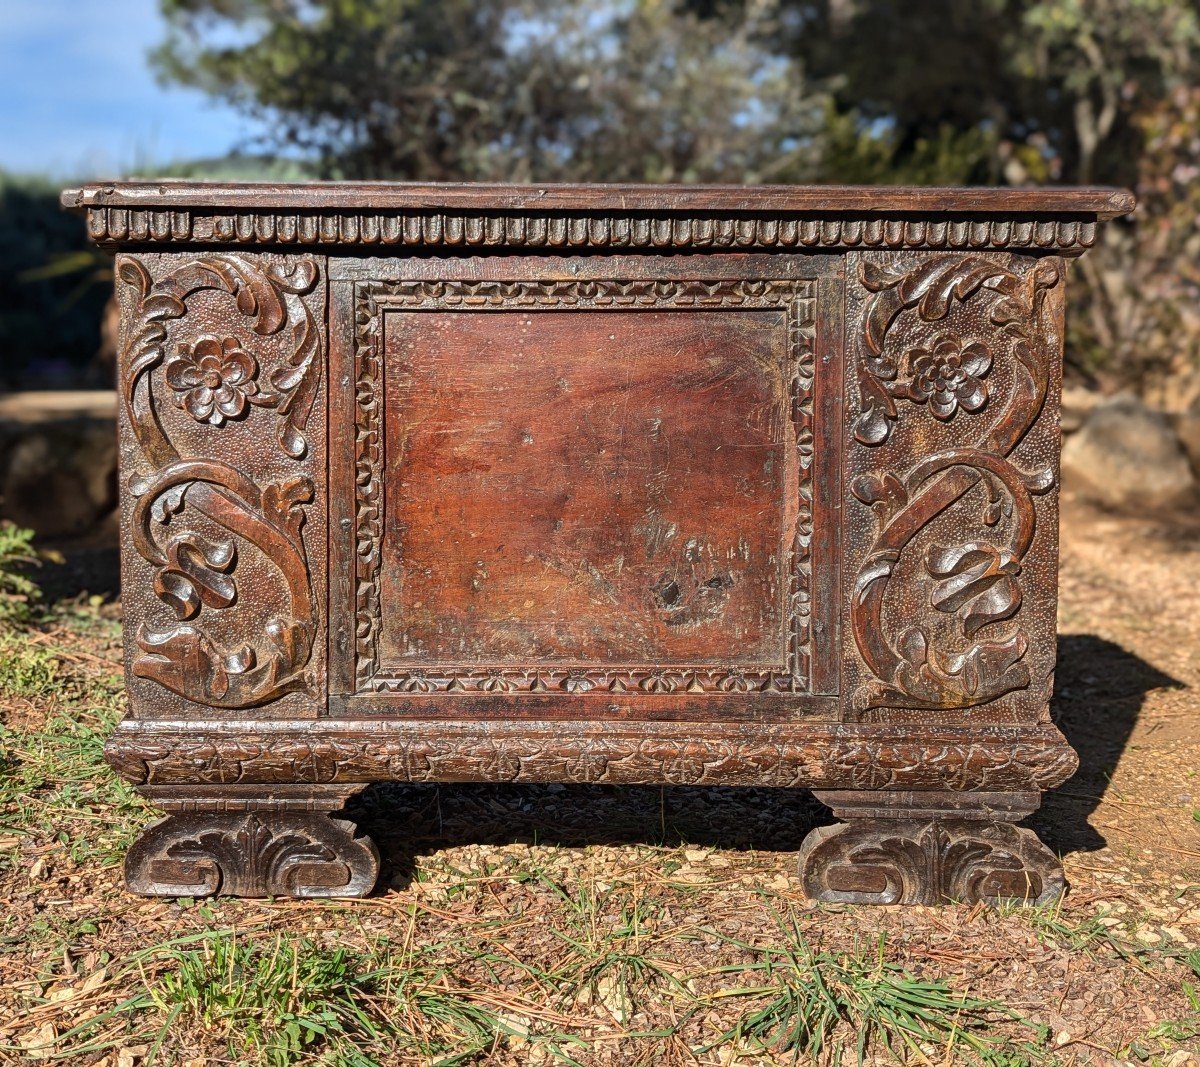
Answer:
[[1061, 386, 1101, 434], [1061, 395, 1197, 512], [1175, 401, 1200, 479]]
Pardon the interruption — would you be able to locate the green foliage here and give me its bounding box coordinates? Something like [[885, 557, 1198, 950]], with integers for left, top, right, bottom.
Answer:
[[152, 934, 388, 1067], [820, 107, 1002, 187], [703, 923, 1045, 1065], [0, 522, 40, 625], [0, 174, 112, 388], [144, 931, 563, 1066], [0, 632, 58, 701], [743, 0, 1200, 188], [151, 0, 825, 182]]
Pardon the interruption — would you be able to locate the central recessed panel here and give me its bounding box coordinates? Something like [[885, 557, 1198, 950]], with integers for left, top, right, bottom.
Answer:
[[378, 308, 796, 672]]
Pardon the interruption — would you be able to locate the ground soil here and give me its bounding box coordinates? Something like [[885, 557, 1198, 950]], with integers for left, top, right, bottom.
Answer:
[[2, 496, 1199, 1065]]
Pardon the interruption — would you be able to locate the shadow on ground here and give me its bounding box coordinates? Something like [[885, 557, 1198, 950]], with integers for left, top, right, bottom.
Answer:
[[1033, 632, 1184, 856], [33, 519, 121, 605], [348, 782, 830, 890]]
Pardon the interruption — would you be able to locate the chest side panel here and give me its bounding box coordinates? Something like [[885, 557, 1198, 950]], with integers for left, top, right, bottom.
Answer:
[[841, 251, 1065, 726]]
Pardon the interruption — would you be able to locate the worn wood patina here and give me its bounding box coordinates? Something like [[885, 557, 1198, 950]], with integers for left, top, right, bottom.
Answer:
[[63, 181, 1134, 904]]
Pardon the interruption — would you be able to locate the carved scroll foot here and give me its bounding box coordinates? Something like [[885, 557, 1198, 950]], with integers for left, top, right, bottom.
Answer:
[[125, 809, 380, 898], [798, 791, 1063, 906]]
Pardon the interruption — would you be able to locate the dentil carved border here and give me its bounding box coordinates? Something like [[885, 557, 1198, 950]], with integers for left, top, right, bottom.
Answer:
[[351, 277, 816, 695], [84, 206, 1099, 253], [847, 253, 1061, 714], [118, 254, 324, 708]]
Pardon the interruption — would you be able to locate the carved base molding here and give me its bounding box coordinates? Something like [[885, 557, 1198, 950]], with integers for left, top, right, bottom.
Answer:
[[125, 802, 379, 898], [105, 720, 1079, 793], [798, 790, 1063, 906]]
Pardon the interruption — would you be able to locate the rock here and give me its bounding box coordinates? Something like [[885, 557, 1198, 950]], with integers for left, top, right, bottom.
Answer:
[[1175, 401, 1200, 480], [0, 392, 118, 538], [1060, 385, 1101, 435], [1061, 394, 1197, 512]]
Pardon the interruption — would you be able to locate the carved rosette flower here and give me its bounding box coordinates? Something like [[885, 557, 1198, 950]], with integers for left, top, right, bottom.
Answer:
[[165, 336, 261, 426], [905, 335, 992, 420]]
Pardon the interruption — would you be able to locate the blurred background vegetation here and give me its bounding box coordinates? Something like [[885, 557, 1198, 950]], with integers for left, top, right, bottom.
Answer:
[[3, 0, 1200, 401]]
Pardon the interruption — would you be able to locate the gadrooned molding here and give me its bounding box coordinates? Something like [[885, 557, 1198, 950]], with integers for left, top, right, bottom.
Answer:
[[83, 207, 1100, 253]]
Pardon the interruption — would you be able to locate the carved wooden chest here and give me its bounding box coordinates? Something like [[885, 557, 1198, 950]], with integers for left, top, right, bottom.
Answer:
[[63, 181, 1133, 903]]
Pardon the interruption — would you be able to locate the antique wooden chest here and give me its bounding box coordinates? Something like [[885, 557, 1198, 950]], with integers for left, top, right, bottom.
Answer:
[[63, 181, 1133, 904]]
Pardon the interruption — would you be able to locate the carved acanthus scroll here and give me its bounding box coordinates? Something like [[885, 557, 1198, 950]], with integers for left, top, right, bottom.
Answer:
[[125, 812, 379, 898], [849, 255, 1061, 713], [119, 254, 323, 708], [798, 818, 1063, 906]]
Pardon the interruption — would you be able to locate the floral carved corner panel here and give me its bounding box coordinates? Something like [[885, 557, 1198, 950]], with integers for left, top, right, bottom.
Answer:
[[115, 252, 328, 714], [843, 251, 1065, 723]]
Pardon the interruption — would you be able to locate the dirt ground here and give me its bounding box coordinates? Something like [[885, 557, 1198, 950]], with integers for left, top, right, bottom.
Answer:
[[1, 496, 1199, 1066]]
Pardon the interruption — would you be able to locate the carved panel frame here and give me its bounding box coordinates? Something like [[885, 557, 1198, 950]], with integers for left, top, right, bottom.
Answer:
[[326, 255, 844, 719]]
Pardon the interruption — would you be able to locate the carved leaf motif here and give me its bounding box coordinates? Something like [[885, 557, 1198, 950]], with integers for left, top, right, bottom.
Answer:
[[799, 819, 1062, 906], [261, 476, 315, 545], [882, 626, 1030, 708], [127, 813, 379, 898], [850, 472, 909, 520], [853, 398, 895, 446], [927, 542, 1023, 636], [154, 533, 237, 621]]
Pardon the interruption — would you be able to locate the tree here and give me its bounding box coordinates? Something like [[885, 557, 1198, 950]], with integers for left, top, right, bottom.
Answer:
[[153, 0, 825, 182], [155, 0, 1200, 391], [703, 0, 1200, 388], [710, 0, 1200, 189]]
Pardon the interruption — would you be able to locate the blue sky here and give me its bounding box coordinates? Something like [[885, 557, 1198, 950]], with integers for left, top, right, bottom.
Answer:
[[0, 0, 251, 178]]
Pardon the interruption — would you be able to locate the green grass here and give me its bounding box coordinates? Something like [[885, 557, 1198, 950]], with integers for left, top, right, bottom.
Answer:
[[697, 915, 1047, 1066], [0, 520, 40, 624], [551, 898, 682, 1025], [996, 897, 1114, 953], [19, 928, 586, 1067], [0, 628, 60, 700], [0, 624, 143, 867], [1144, 950, 1200, 1048], [150, 933, 389, 1067]]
